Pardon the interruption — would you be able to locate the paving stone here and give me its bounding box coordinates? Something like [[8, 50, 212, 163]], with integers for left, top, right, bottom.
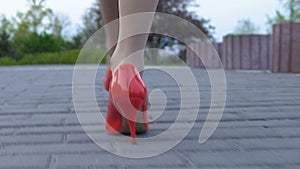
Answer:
[[0, 154, 50, 169], [0, 134, 63, 146], [183, 149, 300, 167], [53, 152, 188, 169], [0, 65, 299, 169]]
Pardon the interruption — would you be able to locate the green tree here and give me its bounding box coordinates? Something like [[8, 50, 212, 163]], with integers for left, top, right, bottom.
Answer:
[[10, 0, 74, 58], [21, 0, 53, 33], [70, 33, 84, 49], [50, 13, 71, 38], [267, 0, 300, 32], [0, 15, 14, 58], [152, 0, 215, 62], [233, 18, 260, 35], [155, 0, 214, 40], [19, 32, 70, 54], [11, 0, 53, 57], [72, 1, 103, 48]]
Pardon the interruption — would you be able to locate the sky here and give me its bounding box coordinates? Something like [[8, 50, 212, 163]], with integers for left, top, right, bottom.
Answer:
[[0, 0, 282, 41], [196, 0, 281, 41]]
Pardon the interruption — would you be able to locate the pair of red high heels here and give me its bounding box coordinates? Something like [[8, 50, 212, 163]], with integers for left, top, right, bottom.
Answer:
[[103, 64, 149, 143]]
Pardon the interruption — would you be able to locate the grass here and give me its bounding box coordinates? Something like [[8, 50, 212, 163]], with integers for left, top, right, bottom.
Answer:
[[0, 49, 107, 66], [0, 57, 17, 66], [0, 49, 187, 66]]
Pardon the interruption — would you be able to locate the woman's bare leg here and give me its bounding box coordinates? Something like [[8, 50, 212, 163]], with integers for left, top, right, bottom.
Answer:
[[110, 0, 159, 72], [100, 0, 119, 63]]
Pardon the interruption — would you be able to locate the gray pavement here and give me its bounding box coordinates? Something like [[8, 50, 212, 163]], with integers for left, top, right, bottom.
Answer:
[[0, 65, 300, 169]]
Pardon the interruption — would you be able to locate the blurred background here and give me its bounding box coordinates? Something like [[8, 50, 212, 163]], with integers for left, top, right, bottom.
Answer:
[[0, 0, 299, 66]]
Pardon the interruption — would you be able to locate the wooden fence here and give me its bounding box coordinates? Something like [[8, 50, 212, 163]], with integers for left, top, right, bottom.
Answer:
[[187, 42, 223, 69], [223, 35, 272, 70], [272, 22, 300, 73], [187, 35, 272, 70], [187, 23, 300, 73]]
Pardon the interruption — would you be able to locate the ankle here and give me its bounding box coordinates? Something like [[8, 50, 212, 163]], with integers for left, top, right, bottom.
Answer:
[[110, 49, 144, 73]]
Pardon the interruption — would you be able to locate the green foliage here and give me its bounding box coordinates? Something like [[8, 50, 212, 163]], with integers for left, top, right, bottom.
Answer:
[[0, 0, 80, 62], [267, 0, 300, 32], [0, 50, 107, 66], [18, 0, 53, 33], [17, 32, 71, 55], [0, 57, 17, 66], [49, 14, 71, 38], [2, 0, 209, 65], [279, 0, 300, 22], [12, 0, 51, 54], [10, 0, 66, 59], [156, 0, 214, 40], [72, 1, 103, 48], [0, 15, 14, 57], [233, 18, 260, 35], [19, 50, 78, 65]]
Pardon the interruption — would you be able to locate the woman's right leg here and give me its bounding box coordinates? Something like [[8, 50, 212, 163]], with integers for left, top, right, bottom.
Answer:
[[100, 0, 119, 91], [109, 0, 159, 143], [100, 0, 119, 62], [110, 0, 159, 72], [100, 0, 123, 133]]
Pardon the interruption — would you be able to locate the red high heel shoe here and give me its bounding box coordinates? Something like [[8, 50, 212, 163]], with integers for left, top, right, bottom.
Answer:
[[106, 94, 148, 135], [105, 94, 123, 134], [109, 64, 149, 143]]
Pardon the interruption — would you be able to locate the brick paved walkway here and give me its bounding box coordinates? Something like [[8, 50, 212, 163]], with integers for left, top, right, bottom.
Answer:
[[0, 66, 299, 169]]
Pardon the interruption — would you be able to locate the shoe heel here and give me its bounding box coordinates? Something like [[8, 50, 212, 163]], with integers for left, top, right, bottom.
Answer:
[[142, 92, 148, 111], [128, 119, 137, 144], [128, 97, 145, 144], [141, 95, 149, 129], [117, 96, 144, 144]]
